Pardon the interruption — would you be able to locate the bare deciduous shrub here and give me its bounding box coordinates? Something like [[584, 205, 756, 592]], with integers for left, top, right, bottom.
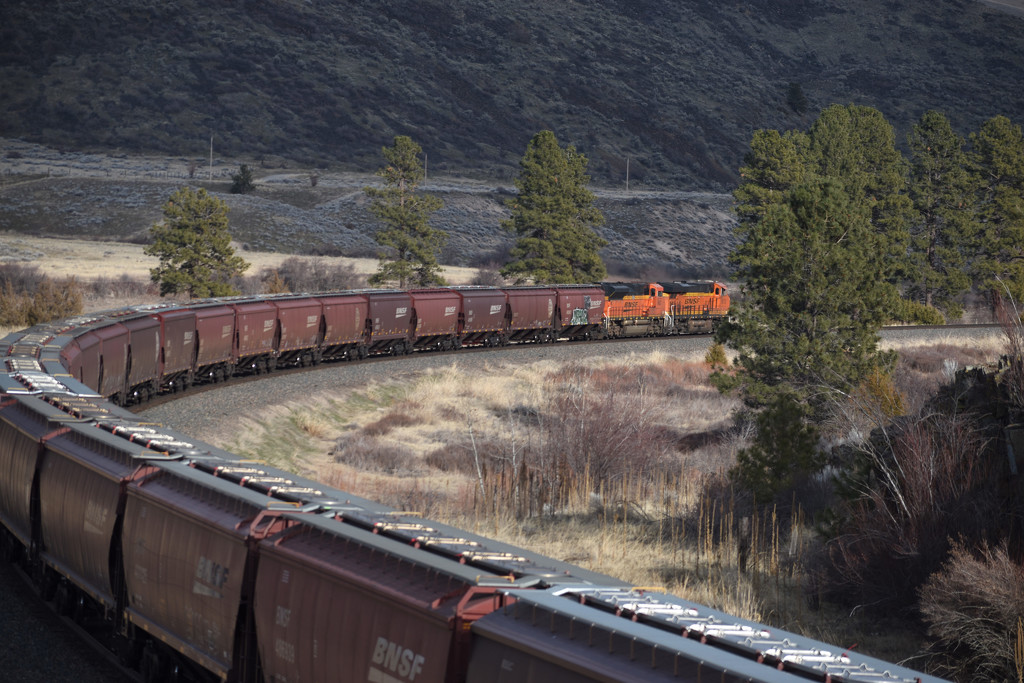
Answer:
[[362, 410, 422, 437], [892, 343, 999, 416], [276, 256, 362, 293], [900, 343, 992, 375], [89, 274, 152, 299], [424, 434, 508, 475], [996, 297, 1024, 417], [470, 263, 506, 286], [819, 410, 1000, 611], [540, 363, 676, 485], [0, 271, 85, 326], [372, 477, 459, 516], [423, 444, 471, 473], [329, 433, 421, 476], [919, 541, 1024, 682], [0, 263, 45, 292], [589, 358, 712, 396]]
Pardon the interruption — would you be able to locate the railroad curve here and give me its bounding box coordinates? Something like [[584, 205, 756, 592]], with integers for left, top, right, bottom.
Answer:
[[4, 309, 991, 683]]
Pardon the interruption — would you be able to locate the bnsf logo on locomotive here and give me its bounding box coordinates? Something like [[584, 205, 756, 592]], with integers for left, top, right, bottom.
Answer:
[[370, 637, 426, 681]]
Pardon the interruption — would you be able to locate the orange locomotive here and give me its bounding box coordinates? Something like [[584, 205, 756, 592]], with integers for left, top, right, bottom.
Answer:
[[601, 281, 730, 337]]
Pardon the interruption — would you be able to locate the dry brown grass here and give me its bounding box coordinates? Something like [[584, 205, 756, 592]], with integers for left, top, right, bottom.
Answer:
[[219, 352, 805, 623], [0, 233, 480, 300], [216, 334, 1012, 669]]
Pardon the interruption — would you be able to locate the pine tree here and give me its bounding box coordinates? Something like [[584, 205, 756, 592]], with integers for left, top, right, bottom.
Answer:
[[732, 391, 821, 502], [501, 130, 607, 284], [734, 128, 809, 224], [715, 179, 897, 421], [969, 115, 1024, 305], [905, 110, 976, 318], [804, 104, 913, 286], [364, 136, 446, 289], [230, 164, 255, 194], [145, 187, 249, 298]]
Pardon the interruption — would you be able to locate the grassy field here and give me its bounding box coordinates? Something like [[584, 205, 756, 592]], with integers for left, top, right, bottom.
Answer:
[[217, 333, 1007, 667], [0, 232, 480, 284]]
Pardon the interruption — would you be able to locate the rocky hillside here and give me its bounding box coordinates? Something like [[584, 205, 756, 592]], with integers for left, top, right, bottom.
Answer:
[[2, 0, 1023, 189]]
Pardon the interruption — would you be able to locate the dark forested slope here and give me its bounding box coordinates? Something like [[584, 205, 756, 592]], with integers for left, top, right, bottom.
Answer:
[[2, 0, 1023, 189]]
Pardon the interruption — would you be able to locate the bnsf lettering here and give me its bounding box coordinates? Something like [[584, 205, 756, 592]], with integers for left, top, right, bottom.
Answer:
[[395, 307, 408, 317], [83, 498, 108, 535], [275, 638, 296, 664], [195, 556, 229, 589], [275, 605, 291, 627], [264, 320, 275, 332], [371, 637, 426, 681], [307, 314, 318, 326], [490, 304, 503, 315], [444, 306, 456, 316]]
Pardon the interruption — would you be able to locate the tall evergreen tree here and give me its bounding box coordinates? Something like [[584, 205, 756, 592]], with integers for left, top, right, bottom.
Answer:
[[715, 178, 897, 422], [501, 130, 606, 284], [734, 128, 809, 224], [365, 136, 446, 289], [805, 104, 913, 287], [969, 115, 1024, 305], [145, 186, 249, 298], [905, 110, 976, 317]]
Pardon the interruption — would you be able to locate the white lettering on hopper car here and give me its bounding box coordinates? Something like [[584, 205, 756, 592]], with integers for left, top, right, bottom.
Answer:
[[369, 637, 425, 682]]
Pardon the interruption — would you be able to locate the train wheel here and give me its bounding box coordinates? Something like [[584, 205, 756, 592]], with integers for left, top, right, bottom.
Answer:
[[140, 642, 163, 683], [39, 567, 57, 602], [71, 591, 88, 624], [55, 580, 73, 616], [117, 628, 144, 669]]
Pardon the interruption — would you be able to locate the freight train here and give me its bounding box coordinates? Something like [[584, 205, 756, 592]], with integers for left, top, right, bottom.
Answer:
[[0, 284, 947, 683], [50, 281, 729, 405]]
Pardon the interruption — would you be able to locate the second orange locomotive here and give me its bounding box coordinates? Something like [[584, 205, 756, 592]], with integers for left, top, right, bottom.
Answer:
[[601, 281, 730, 337]]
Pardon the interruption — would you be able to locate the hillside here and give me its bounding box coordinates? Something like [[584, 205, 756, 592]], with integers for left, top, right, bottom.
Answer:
[[2, 0, 1024, 190], [0, 139, 736, 276]]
